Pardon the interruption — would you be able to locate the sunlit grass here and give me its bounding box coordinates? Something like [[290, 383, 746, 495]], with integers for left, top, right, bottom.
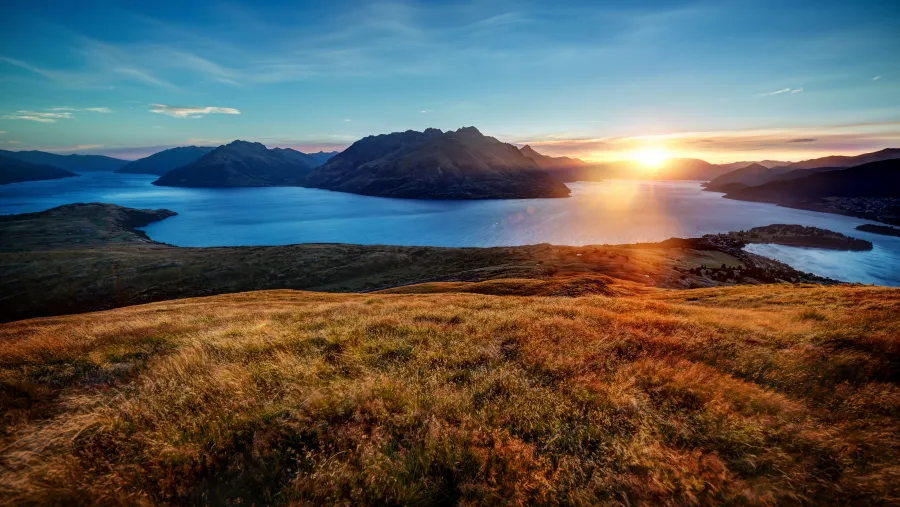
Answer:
[[0, 284, 898, 504]]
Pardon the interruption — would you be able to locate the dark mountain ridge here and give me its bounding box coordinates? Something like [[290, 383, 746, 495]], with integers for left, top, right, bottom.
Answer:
[[305, 127, 571, 199], [0, 149, 127, 172], [724, 159, 900, 223], [0, 155, 79, 185], [116, 146, 216, 176], [152, 140, 317, 188]]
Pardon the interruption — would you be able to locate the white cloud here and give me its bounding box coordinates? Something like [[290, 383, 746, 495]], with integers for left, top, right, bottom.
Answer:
[[0, 110, 74, 123], [420, 109, 433, 114], [46, 144, 105, 152], [149, 104, 241, 118], [755, 87, 803, 97], [343, 118, 351, 122], [50, 106, 112, 113], [873, 75, 881, 81]]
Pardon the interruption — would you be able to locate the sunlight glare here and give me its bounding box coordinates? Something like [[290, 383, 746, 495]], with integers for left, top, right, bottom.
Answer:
[[633, 147, 669, 170]]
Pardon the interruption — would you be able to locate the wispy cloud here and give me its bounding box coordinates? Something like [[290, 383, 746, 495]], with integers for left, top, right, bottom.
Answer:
[[872, 75, 881, 81], [45, 144, 105, 152], [755, 87, 804, 97], [149, 104, 241, 118], [789, 138, 816, 143], [420, 109, 433, 114], [0, 110, 74, 123], [0, 131, 5, 135], [50, 106, 112, 113]]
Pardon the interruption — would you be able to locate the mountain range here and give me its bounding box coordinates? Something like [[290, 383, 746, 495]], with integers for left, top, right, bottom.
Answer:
[[0, 149, 127, 172], [723, 159, 900, 224], [0, 156, 78, 185], [707, 148, 900, 191], [153, 141, 320, 188], [304, 127, 571, 199], [116, 146, 216, 176]]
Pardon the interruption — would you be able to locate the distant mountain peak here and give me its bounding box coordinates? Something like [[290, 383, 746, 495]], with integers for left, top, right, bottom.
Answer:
[[455, 126, 481, 135]]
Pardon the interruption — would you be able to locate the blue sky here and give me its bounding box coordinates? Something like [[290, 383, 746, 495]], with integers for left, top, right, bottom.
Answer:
[[1, 0, 898, 161]]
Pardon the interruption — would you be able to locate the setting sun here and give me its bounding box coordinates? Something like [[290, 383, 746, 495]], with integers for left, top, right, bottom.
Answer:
[[633, 147, 669, 169]]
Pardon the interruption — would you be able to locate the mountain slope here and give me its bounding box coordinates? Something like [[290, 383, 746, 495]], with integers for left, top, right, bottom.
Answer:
[[116, 146, 215, 175], [0, 155, 78, 185], [152, 141, 317, 188], [305, 127, 571, 199], [0, 149, 127, 172]]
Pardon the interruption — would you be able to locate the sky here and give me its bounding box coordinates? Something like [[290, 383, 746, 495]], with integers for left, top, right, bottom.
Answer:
[[0, 0, 898, 162]]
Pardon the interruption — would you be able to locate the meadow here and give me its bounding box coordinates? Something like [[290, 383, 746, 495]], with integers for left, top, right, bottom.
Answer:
[[1, 282, 898, 505]]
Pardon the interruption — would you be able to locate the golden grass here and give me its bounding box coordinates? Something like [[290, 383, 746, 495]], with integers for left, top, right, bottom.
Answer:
[[1, 284, 899, 505]]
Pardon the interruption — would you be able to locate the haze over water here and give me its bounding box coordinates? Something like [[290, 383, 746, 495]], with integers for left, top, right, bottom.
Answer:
[[1, 173, 897, 286]]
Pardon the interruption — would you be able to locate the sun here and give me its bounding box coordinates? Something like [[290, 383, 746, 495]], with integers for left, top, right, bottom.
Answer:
[[633, 147, 669, 170]]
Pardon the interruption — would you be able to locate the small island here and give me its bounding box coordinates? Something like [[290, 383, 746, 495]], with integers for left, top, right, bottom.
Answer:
[[710, 224, 873, 251], [856, 223, 900, 237]]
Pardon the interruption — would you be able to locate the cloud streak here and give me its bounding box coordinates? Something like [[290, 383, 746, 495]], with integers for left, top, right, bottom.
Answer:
[[149, 104, 241, 118], [755, 87, 803, 97], [0, 111, 74, 123]]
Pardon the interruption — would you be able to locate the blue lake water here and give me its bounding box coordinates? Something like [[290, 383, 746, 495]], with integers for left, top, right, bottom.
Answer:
[[1, 172, 898, 286]]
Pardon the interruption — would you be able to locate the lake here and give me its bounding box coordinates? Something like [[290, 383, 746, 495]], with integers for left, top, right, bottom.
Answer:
[[1, 172, 898, 286]]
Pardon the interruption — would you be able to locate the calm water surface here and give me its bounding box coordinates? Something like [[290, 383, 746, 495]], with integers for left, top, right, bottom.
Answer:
[[1, 172, 898, 286]]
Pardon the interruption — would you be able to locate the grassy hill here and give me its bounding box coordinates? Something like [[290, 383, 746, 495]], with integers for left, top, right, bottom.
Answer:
[[1, 284, 898, 504]]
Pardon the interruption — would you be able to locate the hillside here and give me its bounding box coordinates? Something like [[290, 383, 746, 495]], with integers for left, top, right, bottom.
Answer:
[[0, 149, 127, 172], [115, 146, 215, 175], [0, 155, 78, 185], [152, 140, 317, 187], [725, 159, 900, 223], [305, 127, 572, 199], [1, 284, 898, 504]]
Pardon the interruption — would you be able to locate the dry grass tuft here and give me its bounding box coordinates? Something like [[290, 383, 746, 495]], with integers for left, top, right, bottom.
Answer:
[[1, 284, 899, 505]]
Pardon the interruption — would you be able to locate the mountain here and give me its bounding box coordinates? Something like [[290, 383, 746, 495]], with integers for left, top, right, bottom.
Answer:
[[705, 163, 792, 191], [724, 159, 900, 223], [307, 151, 339, 166], [707, 148, 900, 190], [519, 145, 586, 170], [780, 148, 900, 171], [0, 155, 78, 185], [152, 140, 318, 188], [519, 145, 592, 181], [716, 160, 791, 171], [0, 149, 127, 172], [304, 127, 571, 199], [116, 146, 215, 176]]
